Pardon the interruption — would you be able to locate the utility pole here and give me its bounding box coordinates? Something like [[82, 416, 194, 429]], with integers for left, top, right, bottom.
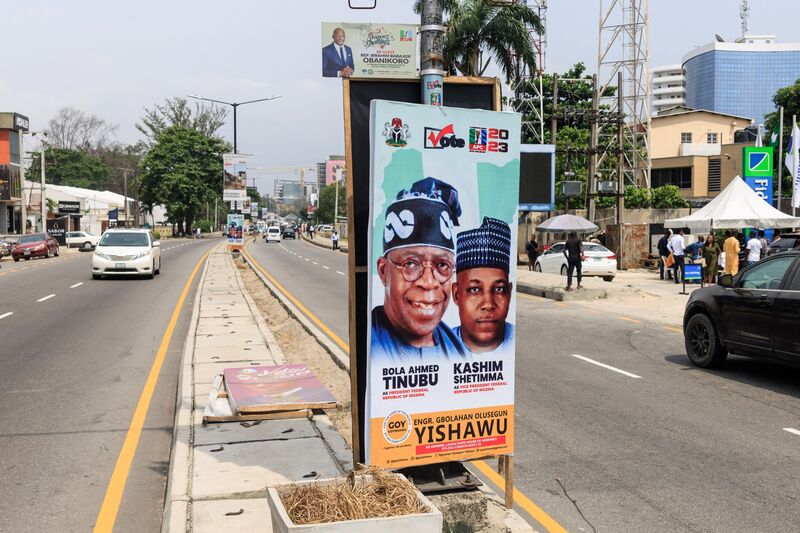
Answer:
[[420, 0, 445, 105], [616, 71, 625, 270], [588, 74, 599, 223], [777, 106, 784, 211], [19, 132, 27, 234]]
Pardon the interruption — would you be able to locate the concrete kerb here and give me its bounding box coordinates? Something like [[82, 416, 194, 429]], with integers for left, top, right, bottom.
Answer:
[[161, 244, 219, 533], [240, 247, 351, 373], [299, 231, 348, 254]]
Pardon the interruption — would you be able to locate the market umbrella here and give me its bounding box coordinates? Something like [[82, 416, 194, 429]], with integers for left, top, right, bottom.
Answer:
[[535, 214, 599, 233]]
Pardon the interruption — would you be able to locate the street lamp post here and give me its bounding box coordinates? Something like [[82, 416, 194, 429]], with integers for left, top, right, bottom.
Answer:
[[186, 94, 282, 154]]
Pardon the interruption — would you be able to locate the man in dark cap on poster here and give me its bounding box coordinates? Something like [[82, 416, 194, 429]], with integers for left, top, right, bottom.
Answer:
[[371, 178, 466, 361], [452, 217, 514, 354]]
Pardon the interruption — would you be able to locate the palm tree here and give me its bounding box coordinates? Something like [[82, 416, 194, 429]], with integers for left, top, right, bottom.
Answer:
[[415, 0, 543, 83]]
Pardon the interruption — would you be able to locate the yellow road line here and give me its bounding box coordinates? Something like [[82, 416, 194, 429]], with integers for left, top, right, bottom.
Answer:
[[471, 460, 568, 533], [93, 246, 213, 532], [619, 316, 641, 324], [243, 244, 349, 353], [245, 243, 567, 531], [663, 326, 683, 334]]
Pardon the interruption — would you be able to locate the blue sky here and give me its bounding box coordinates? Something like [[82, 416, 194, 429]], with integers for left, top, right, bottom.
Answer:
[[2, 0, 797, 193]]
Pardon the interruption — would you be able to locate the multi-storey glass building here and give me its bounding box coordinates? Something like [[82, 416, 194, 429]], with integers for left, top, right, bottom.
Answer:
[[683, 35, 800, 125]]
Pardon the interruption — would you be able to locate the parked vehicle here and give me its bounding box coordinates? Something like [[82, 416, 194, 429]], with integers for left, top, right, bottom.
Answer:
[[265, 227, 281, 243], [533, 241, 617, 282], [683, 251, 800, 368], [766, 233, 800, 256], [317, 224, 334, 233], [0, 236, 19, 257], [92, 228, 161, 279], [11, 233, 59, 261], [66, 231, 100, 250]]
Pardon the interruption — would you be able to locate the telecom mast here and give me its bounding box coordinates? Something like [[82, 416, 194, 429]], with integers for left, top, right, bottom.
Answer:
[[739, 0, 750, 38], [597, 0, 651, 188], [512, 0, 548, 144]]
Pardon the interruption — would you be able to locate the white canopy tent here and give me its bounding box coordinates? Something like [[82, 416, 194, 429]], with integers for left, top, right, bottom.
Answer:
[[664, 176, 800, 233]]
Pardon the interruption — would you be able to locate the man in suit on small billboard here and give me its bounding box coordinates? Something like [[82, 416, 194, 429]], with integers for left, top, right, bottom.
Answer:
[[322, 27, 355, 78]]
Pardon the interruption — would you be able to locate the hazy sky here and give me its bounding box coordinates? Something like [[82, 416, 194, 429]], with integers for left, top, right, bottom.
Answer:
[[2, 0, 797, 194]]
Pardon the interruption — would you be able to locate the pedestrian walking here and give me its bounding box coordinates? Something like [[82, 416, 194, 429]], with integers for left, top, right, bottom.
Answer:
[[309, 225, 315, 239], [702, 234, 721, 284], [563, 231, 584, 291], [525, 236, 539, 271], [723, 230, 740, 275], [668, 229, 686, 284], [758, 230, 768, 259], [331, 230, 339, 250], [744, 232, 763, 268], [657, 230, 673, 280]]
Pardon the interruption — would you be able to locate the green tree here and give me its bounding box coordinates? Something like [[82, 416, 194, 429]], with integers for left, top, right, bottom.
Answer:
[[136, 97, 229, 149], [246, 187, 261, 204], [316, 182, 346, 224], [28, 147, 110, 189], [415, 0, 543, 82], [139, 126, 226, 235], [764, 77, 800, 199]]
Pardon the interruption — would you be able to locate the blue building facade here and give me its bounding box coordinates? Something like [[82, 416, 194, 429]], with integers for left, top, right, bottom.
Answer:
[[683, 41, 800, 125]]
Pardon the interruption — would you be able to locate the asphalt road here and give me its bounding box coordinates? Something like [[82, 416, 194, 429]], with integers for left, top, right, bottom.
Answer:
[[0, 237, 220, 533], [245, 236, 800, 532]]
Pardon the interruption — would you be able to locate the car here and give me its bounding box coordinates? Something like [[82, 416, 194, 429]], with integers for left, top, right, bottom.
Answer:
[[11, 233, 60, 261], [533, 241, 617, 282], [281, 227, 296, 239], [766, 233, 800, 256], [683, 251, 800, 368], [65, 231, 100, 250], [265, 226, 281, 243], [0, 236, 20, 258], [91, 228, 161, 279], [317, 224, 334, 233]]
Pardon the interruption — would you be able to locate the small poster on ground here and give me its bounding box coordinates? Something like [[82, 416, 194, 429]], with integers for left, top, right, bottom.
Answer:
[[365, 100, 520, 468], [224, 364, 337, 414]]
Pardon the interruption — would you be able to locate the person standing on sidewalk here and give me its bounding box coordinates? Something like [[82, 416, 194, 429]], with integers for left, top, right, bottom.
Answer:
[[702, 233, 721, 284], [525, 236, 539, 271], [331, 230, 339, 250], [668, 229, 686, 284], [563, 231, 584, 291], [658, 230, 673, 281], [723, 230, 740, 275], [744, 232, 763, 269]]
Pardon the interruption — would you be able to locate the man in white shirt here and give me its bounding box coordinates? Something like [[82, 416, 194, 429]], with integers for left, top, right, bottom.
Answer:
[[667, 229, 686, 284], [745, 233, 763, 268]]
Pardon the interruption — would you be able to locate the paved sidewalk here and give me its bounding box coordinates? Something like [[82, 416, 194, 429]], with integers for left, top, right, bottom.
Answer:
[[299, 232, 348, 253], [162, 247, 352, 532]]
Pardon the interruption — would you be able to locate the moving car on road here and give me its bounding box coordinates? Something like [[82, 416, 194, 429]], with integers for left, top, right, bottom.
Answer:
[[92, 228, 161, 279], [11, 233, 59, 261], [533, 241, 617, 282], [66, 231, 100, 250], [683, 251, 800, 368], [281, 226, 296, 239], [265, 226, 281, 243]]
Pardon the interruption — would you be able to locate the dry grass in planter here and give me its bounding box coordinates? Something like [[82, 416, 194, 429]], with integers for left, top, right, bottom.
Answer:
[[279, 466, 429, 525]]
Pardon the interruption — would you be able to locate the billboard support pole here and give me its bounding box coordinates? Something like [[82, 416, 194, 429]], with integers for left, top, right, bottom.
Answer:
[[420, 0, 445, 106]]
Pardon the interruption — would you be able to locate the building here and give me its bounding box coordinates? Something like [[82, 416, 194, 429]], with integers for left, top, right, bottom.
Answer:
[[650, 107, 754, 201], [683, 34, 800, 125], [651, 64, 686, 115], [0, 112, 28, 234], [316, 162, 326, 191]]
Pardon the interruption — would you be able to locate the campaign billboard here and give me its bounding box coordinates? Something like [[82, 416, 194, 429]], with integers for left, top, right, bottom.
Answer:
[[365, 100, 520, 468], [251, 202, 259, 218], [325, 159, 346, 186], [223, 154, 248, 202], [226, 213, 244, 245], [321, 22, 417, 79]]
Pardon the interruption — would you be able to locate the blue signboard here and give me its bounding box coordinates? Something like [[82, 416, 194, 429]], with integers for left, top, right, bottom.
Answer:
[[684, 264, 702, 281]]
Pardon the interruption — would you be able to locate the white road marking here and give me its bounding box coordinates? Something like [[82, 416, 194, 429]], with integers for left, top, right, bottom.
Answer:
[[37, 294, 56, 303], [784, 428, 800, 437], [336, 271, 346, 276], [70, 282, 83, 288], [0, 312, 13, 320], [323, 266, 330, 270], [569, 354, 642, 379], [304, 258, 310, 262], [312, 261, 318, 265]]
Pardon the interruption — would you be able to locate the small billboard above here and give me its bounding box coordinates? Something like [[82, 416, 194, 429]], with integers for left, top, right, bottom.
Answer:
[[321, 22, 417, 79]]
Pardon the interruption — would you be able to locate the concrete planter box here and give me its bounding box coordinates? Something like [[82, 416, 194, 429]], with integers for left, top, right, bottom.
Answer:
[[267, 474, 443, 533]]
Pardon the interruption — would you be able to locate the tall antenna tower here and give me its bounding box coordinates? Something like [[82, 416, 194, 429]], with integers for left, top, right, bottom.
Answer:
[[512, 0, 548, 144], [739, 0, 750, 38], [597, 0, 651, 188]]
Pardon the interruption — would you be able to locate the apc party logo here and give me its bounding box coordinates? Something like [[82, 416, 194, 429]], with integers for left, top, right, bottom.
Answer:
[[383, 117, 410, 147]]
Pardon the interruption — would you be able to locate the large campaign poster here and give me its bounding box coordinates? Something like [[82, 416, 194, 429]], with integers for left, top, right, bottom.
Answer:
[[366, 100, 520, 468], [223, 154, 248, 202], [321, 22, 417, 79]]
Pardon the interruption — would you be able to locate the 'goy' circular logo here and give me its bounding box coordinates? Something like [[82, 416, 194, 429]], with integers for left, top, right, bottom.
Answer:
[[382, 410, 412, 444]]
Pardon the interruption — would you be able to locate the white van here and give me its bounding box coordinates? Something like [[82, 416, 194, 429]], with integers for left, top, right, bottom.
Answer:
[[265, 226, 281, 243]]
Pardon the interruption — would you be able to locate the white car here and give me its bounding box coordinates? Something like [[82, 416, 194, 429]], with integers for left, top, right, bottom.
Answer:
[[534, 241, 617, 282], [92, 228, 161, 279], [265, 226, 281, 243], [66, 231, 100, 250]]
